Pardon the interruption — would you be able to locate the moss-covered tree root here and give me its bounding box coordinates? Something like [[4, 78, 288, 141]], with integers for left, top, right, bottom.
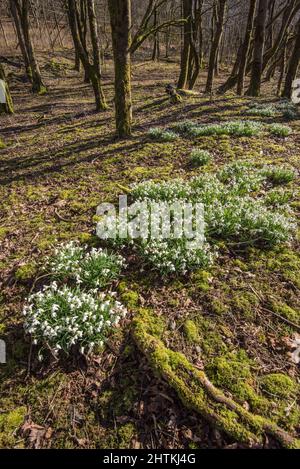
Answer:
[[132, 308, 300, 449]]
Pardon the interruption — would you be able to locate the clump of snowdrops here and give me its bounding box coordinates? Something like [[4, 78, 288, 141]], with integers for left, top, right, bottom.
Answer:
[[23, 282, 127, 358], [47, 241, 125, 289], [100, 162, 296, 275]]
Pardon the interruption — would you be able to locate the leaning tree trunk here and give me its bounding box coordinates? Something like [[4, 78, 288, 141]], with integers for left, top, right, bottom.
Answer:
[[205, 0, 227, 94], [108, 0, 132, 138], [247, 0, 268, 96], [282, 18, 300, 98], [0, 63, 14, 114]]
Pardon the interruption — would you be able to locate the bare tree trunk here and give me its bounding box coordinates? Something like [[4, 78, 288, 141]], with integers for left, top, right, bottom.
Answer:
[[87, 0, 107, 111], [237, 0, 257, 95], [76, 0, 89, 82], [151, 9, 160, 61], [263, 0, 300, 73], [282, 18, 300, 98], [205, 0, 227, 94], [10, 0, 45, 93], [277, 37, 287, 96], [108, 0, 132, 138], [9, 0, 31, 79], [188, 0, 203, 89], [177, 0, 191, 89], [0, 62, 14, 114], [67, 0, 107, 112], [66, 0, 81, 71], [247, 0, 268, 96]]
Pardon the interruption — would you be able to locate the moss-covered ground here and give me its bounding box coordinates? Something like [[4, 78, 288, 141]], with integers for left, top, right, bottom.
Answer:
[[0, 51, 299, 448]]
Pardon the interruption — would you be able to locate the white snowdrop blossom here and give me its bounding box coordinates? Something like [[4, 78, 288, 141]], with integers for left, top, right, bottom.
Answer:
[[23, 283, 127, 357], [97, 160, 296, 275], [47, 241, 126, 289]]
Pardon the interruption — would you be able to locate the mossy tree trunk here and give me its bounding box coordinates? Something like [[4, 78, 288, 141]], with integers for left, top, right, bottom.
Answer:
[[108, 0, 132, 138], [132, 308, 300, 449], [67, 0, 107, 112], [247, 0, 268, 96], [205, 0, 227, 94], [9, 0, 45, 93], [0, 63, 14, 114], [282, 18, 300, 98]]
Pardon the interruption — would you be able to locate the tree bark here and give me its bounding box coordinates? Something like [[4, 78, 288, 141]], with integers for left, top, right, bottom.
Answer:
[[247, 0, 268, 96], [151, 9, 160, 61], [108, 0, 132, 138], [277, 37, 287, 96], [9, 0, 31, 79], [67, 0, 107, 112], [282, 19, 300, 98], [87, 0, 108, 111], [10, 0, 45, 93], [205, 0, 227, 94], [177, 0, 192, 89], [20, 0, 45, 93], [76, 0, 89, 82], [237, 0, 257, 95]]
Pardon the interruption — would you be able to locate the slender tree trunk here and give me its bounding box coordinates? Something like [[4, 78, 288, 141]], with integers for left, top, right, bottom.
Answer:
[[0, 63, 14, 114], [262, 0, 299, 73], [9, 0, 31, 80], [247, 0, 268, 96], [237, 0, 257, 95], [10, 0, 45, 93], [198, 1, 204, 69], [217, 0, 299, 94], [67, 0, 107, 112], [87, 0, 107, 111], [188, 0, 202, 89], [66, 0, 81, 71], [277, 37, 287, 96], [282, 18, 300, 98], [21, 0, 45, 93], [108, 0, 132, 138], [205, 0, 227, 94], [152, 9, 160, 61], [74, 49, 81, 72], [177, 0, 191, 89], [76, 0, 89, 82]]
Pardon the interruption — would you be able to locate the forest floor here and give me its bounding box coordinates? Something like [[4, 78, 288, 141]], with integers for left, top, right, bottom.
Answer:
[[0, 50, 300, 449]]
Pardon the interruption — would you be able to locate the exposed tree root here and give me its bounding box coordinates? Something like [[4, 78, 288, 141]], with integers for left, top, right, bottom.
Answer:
[[132, 308, 300, 449]]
